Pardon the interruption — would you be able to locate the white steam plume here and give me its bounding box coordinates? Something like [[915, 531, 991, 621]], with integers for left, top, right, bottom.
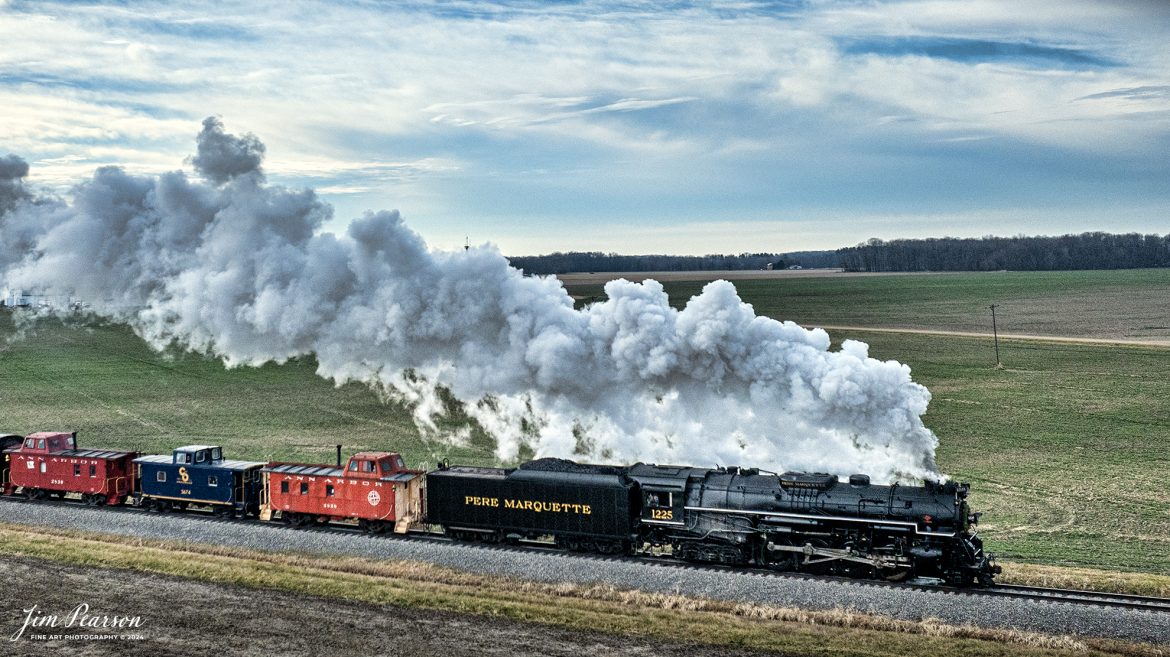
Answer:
[[0, 118, 940, 481]]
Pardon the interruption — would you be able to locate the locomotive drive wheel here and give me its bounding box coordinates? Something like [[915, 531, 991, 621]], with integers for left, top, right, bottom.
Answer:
[[765, 538, 799, 571], [798, 539, 833, 575], [882, 567, 912, 582]]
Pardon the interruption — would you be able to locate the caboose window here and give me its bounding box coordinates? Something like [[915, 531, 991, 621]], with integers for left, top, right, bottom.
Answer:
[[326, 485, 334, 497], [74, 464, 81, 476], [380, 461, 392, 473], [280, 481, 289, 494], [25, 438, 34, 448], [211, 448, 222, 461], [208, 475, 218, 487], [349, 460, 358, 471], [36, 439, 45, 449], [157, 471, 167, 482], [300, 482, 309, 495], [196, 451, 206, 463], [362, 461, 375, 473], [89, 465, 96, 477]]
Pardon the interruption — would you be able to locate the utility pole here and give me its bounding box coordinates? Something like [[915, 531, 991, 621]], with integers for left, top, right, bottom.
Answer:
[[989, 304, 1001, 367]]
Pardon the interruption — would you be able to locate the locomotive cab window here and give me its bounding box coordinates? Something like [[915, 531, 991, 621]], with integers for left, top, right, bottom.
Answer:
[[647, 491, 672, 507]]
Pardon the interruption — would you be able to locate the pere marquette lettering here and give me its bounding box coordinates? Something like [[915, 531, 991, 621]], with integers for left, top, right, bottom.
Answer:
[[464, 496, 591, 515]]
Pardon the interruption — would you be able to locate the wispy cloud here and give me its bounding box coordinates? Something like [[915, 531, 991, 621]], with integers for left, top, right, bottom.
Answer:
[[2, 0, 1168, 253]]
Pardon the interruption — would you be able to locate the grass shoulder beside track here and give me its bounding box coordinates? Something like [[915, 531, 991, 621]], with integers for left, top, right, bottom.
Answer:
[[0, 523, 1162, 657]]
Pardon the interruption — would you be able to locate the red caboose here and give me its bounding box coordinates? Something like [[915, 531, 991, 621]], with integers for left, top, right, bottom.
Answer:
[[8, 431, 138, 505], [261, 451, 425, 534]]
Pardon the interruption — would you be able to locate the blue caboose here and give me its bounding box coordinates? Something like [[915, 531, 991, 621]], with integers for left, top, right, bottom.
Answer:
[[134, 445, 265, 517]]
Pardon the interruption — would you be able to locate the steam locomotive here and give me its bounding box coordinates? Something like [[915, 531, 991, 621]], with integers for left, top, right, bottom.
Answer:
[[428, 458, 1000, 586], [2, 431, 999, 586]]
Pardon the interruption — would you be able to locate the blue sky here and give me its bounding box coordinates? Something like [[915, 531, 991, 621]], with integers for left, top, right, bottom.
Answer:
[[1, 0, 1167, 255]]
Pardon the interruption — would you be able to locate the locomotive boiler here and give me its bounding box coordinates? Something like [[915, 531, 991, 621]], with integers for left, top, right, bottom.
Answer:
[[630, 464, 998, 585]]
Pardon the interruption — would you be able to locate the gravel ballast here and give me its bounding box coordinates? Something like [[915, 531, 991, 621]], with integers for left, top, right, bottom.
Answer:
[[2, 498, 1167, 645]]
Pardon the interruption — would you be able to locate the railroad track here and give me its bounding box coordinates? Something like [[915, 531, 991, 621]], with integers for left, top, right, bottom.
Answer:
[[979, 584, 1170, 614], [4, 495, 1170, 615]]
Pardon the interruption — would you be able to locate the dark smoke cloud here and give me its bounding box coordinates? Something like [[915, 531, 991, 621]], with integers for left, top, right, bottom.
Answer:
[[0, 154, 31, 214], [0, 118, 941, 481], [190, 116, 266, 185]]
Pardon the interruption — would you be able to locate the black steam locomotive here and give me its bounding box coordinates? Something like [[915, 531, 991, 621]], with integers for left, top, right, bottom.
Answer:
[[428, 458, 999, 586]]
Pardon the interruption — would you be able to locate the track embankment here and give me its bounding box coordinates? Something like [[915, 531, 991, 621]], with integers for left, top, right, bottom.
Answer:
[[0, 498, 1167, 645]]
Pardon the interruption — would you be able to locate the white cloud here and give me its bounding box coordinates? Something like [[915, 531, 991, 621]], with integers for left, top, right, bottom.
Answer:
[[2, 1, 1168, 253]]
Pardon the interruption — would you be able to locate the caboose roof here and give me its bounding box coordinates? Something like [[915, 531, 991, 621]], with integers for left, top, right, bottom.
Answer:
[[25, 431, 75, 440]]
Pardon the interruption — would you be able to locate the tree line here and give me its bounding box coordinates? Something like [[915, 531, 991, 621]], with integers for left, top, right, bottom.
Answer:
[[508, 250, 841, 275], [507, 232, 1170, 275], [838, 232, 1170, 272]]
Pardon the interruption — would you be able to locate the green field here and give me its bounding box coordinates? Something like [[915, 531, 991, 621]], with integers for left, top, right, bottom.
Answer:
[[3, 268, 1170, 574], [566, 268, 1170, 341]]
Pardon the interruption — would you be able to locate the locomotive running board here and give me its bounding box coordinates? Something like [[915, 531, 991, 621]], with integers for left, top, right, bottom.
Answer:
[[682, 505, 957, 539]]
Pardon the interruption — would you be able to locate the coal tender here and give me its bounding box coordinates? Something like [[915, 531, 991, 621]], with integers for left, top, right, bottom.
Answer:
[[426, 458, 640, 553], [430, 458, 999, 586]]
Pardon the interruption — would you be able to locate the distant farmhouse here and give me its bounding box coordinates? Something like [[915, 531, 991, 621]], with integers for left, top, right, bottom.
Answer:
[[1, 286, 33, 308], [1, 287, 77, 309]]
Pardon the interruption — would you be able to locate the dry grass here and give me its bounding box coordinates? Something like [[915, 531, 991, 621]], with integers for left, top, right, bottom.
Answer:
[[1001, 561, 1170, 597], [0, 523, 1164, 656]]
